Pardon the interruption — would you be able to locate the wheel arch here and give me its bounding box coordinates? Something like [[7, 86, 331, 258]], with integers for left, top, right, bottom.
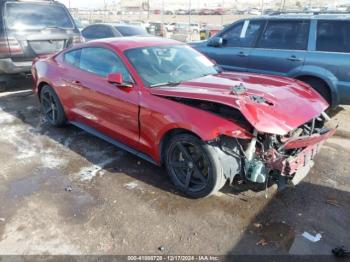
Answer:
[[159, 128, 201, 165], [293, 67, 339, 107], [37, 81, 50, 99]]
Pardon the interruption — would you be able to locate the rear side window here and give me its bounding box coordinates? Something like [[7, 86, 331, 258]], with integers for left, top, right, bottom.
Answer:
[[316, 20, 350, 53], [79, 47, 131, 81], [221, 20, 264, 47], [5, 2, 74, 30], [64, 49, 81, 67], [257, 20, 309, 50], [82, 25, 117, 39]]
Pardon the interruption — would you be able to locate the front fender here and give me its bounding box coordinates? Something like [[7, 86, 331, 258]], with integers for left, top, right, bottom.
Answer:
[[140, 94, 253, 163], [151, 119, 252, 164]]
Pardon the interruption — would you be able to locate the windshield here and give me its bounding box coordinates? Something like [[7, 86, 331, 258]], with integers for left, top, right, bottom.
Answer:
[[115, 26, 148, 36], [125, 45, 218, 87], [5, 3, 74, 30]]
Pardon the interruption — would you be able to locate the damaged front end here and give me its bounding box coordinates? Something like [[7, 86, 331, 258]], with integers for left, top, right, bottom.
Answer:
[[214, 112, 336, 191]]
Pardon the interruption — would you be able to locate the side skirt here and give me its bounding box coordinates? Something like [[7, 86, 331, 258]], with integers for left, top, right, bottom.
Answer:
[[69, 121, 158, 166]]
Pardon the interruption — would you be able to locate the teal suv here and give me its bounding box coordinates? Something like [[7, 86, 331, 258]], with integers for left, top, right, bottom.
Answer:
[[190, 13, 350, 107]]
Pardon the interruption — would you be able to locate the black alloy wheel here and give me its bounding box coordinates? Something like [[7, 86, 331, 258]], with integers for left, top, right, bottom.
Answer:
[[40, 85, 66, 126], [165, 134, 225, 198]]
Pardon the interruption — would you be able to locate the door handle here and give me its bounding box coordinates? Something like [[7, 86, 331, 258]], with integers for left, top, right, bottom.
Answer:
[[287, 56, 302, 62], [237, 51, 248, 57]]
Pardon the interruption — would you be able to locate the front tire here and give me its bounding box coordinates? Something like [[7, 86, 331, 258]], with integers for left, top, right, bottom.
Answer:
[[40, 85, 66, 126], [301, 78, 331, 105], [165, 134, 226, 198]]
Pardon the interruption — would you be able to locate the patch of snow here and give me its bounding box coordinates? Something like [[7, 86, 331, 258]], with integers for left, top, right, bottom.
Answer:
[[78, 157, 117, 181], [40, 152, 68, 169], [0, 109, 68, 169], [0, 110, 17, 124], [0, 125, 38, 160], [302, 232, 322, 243], [124, 181, 139, 190]]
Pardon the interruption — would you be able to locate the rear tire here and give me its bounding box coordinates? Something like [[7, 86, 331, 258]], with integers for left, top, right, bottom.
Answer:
[[40, 85, 66, 127], [300, 78, 331, 105], [165, 134, 226, 198]]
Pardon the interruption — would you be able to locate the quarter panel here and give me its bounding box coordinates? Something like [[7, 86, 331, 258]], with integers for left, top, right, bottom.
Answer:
[[33, 57, 76, 120]]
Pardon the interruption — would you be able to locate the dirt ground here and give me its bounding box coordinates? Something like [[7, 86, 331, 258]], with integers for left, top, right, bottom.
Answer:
[[0, 78, 349, 256]]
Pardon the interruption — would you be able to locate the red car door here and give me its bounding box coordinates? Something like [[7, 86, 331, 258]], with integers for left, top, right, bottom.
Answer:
[[64, 47, 140, 148]]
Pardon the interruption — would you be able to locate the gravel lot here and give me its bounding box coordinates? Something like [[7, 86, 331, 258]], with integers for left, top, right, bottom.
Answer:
[[0, 78, 349, 256]]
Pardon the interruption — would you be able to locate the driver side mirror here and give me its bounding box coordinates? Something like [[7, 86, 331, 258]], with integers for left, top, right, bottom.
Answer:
[[107, 73, 132, 88], [208, 36, 223, 47]]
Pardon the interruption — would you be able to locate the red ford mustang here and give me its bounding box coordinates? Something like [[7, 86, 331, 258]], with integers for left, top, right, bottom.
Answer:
[[32, 37, 335, 198]]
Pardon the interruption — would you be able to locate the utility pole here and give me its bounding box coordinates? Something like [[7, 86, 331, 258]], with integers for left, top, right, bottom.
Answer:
[[161, 0, 164, 36], [147, 0, 150, 20], [280, 0, 286, 11], [188, 0, 192, 24], [221, 0, 224, 25], [260, 0, 264, 14], [104, 0, 107, 22], [161, 0, 164, 25]]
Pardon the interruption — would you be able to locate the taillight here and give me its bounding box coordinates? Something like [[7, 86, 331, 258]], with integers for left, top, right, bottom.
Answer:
[[0, 37, 23, 56], [6, 37, 23, 55], [0, 37, 10, 56]]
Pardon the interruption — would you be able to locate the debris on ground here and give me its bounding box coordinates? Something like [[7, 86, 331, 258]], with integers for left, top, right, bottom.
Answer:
[[302, 232, 322, 243], [332, 246, 350, 257], [326, 199, 341, 207], [256, 239, 268, 246], [64, 185, 72, 192], [0, 218, 5, 223], [253, 223, 263, 229], [158, 246, 165, 252]]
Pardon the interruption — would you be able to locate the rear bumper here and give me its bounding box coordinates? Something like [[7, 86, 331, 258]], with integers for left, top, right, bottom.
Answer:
[[0, 58, 32, 74]]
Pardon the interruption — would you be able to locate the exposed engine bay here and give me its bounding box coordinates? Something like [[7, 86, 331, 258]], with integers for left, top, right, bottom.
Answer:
[[168, 97, 336, 190], [216, 112, 335, 190]]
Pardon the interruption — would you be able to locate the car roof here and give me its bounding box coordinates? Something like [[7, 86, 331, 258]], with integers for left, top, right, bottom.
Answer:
[[87, 23, 139, 27], [88, 36, 183, 52], [251, 13, 350, 20], [1, 0, 64, 6]]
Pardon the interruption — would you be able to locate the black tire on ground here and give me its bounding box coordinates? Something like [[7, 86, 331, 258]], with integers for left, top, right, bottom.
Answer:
[[40, 85, 66, 127], [301, 78, 331, 105], [165, 133, 226, 198]]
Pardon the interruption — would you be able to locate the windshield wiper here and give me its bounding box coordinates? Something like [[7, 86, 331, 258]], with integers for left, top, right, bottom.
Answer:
[[150, 81, 181, 88]]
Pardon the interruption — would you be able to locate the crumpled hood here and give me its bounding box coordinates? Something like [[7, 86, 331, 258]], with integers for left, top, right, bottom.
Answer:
[[149, 72, 329, 135]]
